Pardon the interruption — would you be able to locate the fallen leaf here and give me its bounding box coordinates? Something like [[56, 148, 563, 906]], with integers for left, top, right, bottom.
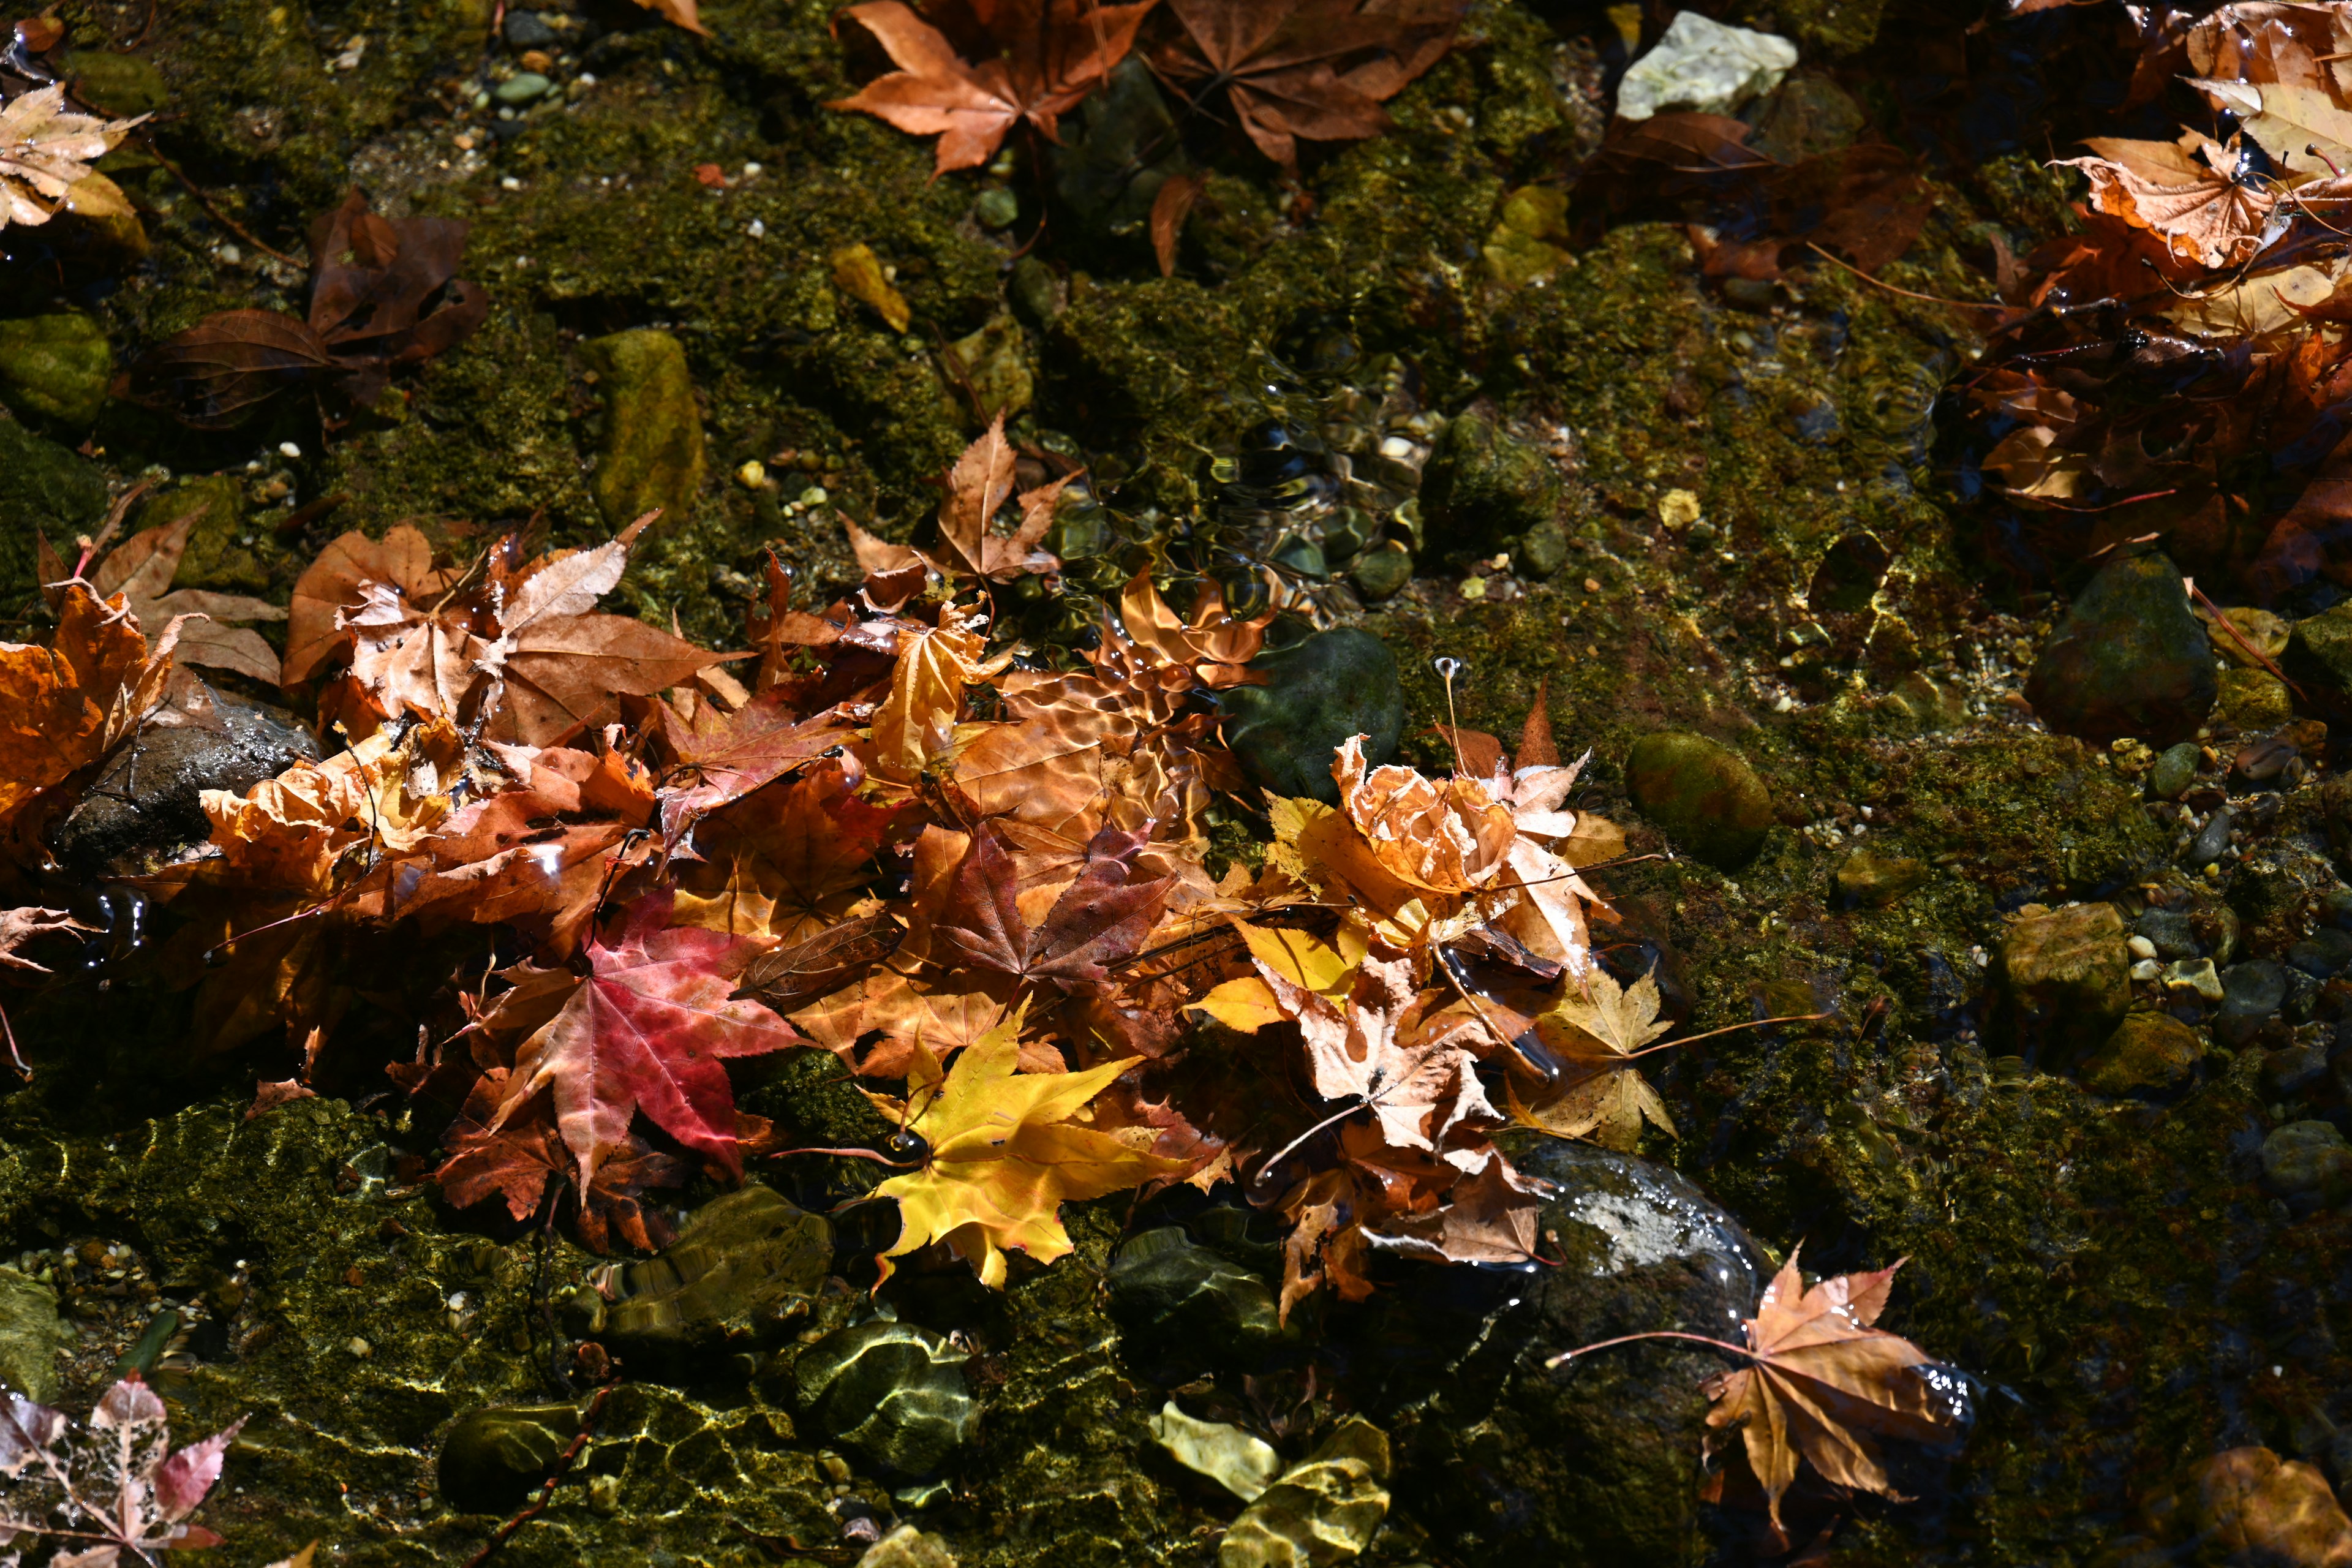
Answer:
[[0, 907, 86, 973], [830, 240, 913, 332], [0, 84, 145, 234], [927, 821, 1173, 989], [0, 1378, 247, 1562], [867, 1004, 1181, 1286], [2056, 131, 2277, 270], [0, 582, 187, 827], [632, 0, 709, 34], [1521, 966, 1676, 1150], [1702, 1249, 1963, 1551], [90, 507, 288, 684], [1151, 171, 1206, 276], [492, 889, 801, 1189]]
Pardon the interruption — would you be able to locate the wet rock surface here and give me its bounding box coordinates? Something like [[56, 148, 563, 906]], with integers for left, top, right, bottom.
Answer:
[[1623, 731, 1774, 869], [1417, 410, 1559, 560], [0, 314, 113, 429], [2025, 549, 2215, 747], [2081, 1011, 2206, 1095], [1106, 1227, 1287, 1384], [1219, 629, 1406, 804], [439, 1403, 579, 1512], [2000, 902, 2130, 1052], [794, 1318, 977, 1476], [598, 1185, 832, 1373], [579, 328, 707, 530], [0, 1267, 67, 1402]]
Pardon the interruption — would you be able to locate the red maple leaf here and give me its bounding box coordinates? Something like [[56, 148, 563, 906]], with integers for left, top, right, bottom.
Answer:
[[440, 1071, 688, 1252], [930, 821, 1173, 989], [489, 890, 801, 1188]]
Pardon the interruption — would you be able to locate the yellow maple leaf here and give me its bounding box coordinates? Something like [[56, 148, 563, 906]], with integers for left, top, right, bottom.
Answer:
[[870, 600, 1015, 783], [867, 1007, 1182, 1287], [1514, 967, 1677, 1150]]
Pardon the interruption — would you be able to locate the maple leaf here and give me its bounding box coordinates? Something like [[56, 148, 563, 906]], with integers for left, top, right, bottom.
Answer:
[[0, 1377, 246, 1564], [870, 598, 1015, 782], [86, 507, 288, 685], [654, 688, 870, 830], [671, 758, 906, 943], [0, 907, 87, 973], [1361, 1148, 1546, 1265], [0, 85, 144, 234], [1701, 1250, 1964, 1550], [2056, 132, 2278, 271], [282, 524, 457, 687], [867, 1006, 1182, 1286], [438, 1070, 687, 1251], [1150, 0, 1468, 170], [631, 0, 710, 37], [1091, 568, 1272, 692], [492, 889, 801, 1189], [925, 821, 1174, 989], [1333, 732, 1514, 894], [831, 0, 1160, 176], [925, 414, 1067, 584], [1517, 966, 1678, 1151], [0, 583, 189, 828]]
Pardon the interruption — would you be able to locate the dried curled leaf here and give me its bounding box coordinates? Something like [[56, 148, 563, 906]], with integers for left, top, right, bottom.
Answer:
[[0, 85, 145, 233]]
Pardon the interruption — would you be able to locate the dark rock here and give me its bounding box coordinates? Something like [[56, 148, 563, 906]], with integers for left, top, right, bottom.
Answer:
[[1623, 732, 1774, 869], [2264, 1042, 2331, 1098], [1104, 1227, 1287, 1383], [2290, 929, 2352, 979], [579, 329, 706, 531], [2025, 548, 2216, 747], [2261, 1121, 2352, 1207], [2147, 742, 2200, 801], [2215, 960, 2288, 1048], [0, 314, 112, 429], [2286, 967, 2322, 1024], [48, 684, 318, 877], [439, 1404, 579, 1512], [1748, 71, 1865, 162], [503, 9, 557, 46], [2080, 1012, 2205, 1095], [2136, 910, 2200, 960], [1349, 540, 1413, 601], [1392, 1140, 1769, 1567], [2322, 889, 2352, 930], [1418, 412, 1559, 557], [2186, 807, 2234, 869], [2000, 903, 2130, 1052], [795, 1318, 976, 1476], [1218, 629, 1406, 805], [2215, 668, 2293, 734], [1519, 520, 1569, 578], [1834, 848, 1925, 908], [2289, 601, 2352, 696], [601, 1186, 832, 1371]]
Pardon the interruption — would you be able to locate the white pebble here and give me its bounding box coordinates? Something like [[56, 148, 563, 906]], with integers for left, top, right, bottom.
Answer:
[[799, 485, 829, 506], [347, 1337, 372, 1358], [2130, 959, 2161, 982], [742, 160, 762, 176], [2127, 935, 2157, 960], [747, 218, 766, 238], [277, 441, 302, 459], [500, 176, 522, 191]]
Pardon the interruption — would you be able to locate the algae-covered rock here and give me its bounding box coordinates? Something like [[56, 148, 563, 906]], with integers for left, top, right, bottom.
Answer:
[[2139, 1447, 2352, 1566], [439, 1403, 579, 1512], [581, 328, 706, 531], [55, 51, 170, 116], [2216, 960, 2289, 1048], [2079, 1012, 2205, 1095], [2290, 601, 2352, 697], [1219, 630, 1405, 805], [0, 1267, 67, 1402], [1624, 731, 1773, 869], [1149, 1400, 1281, 1501], [0, 314, 113, 429], [1390, 1140, 1765, 1566], [1834, 848, 1925, 908], [2149, 742, 2201, 801], [2216, 667, 2294, 734], [1219, 1417, 1390, 1567], [1999, 903, 2130, 1050], [1106, 1227, 1287, 1383], [857, 1525, 959, 1568], [603, 1185, 832, 1370], [1349, 540, 1413, 602], [1417, 412, 1559, 557], [2026, 549, 2215, 746], [2261, 1121, 2352, 1204], [795, 1319, 976, 1476], [0, 421, 106, 606]]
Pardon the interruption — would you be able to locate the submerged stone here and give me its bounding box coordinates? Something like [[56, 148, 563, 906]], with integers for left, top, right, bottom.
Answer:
[[1624, 731, 1773, 869], [2147, 742, 2201, 801], [603, 1185, 832, 1370], [1150, 1400, 1281, 1501], [495, 72, 553, 105], [0, 1268, 67, 1402], [856, 1526, 959, 1568], [1834, 848, 1925, 908], [2025, 548, 2214, 747], [1349, 540, 1413, 601], [2262, 1121, 2352, 1204], [1616, 11, 1797, 119], [1107, 1227, 1287, 1382], [55, 50, 168, 116], [580, 328, 707, 531], [2215, 960, 2288, 1048], [439, 1403, 579, 1512], [1417, 412, 1559, 558], [2136, 908, 2199, 960], [1219, 630, 1406, 805], [2215, 667, 2293, 734], [2140, 1448, 2352, 1568], [0, 314, 113, 429], [1219, 1417, 1390, 1568], [2290, 602, 2352, 696], [1999, 903, 2130, 1052], [2079, 1012, 2204, 1095], [503, 9, 557, 47], [796, 1319, 976, 1476]]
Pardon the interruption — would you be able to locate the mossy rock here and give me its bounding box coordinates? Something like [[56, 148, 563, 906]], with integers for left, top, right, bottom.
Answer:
[[2214, 666, 2292, 734], [0, 1268, 67, 1402], [0, 314, 113, 431], [2079, 1012, 2205, 1095], [2025, 548, 2214, 747], [1624, 731, 1774, 869], [1219, 629, 1406, 805], [581, 329, 707, 532], [56, 51, 171, 117], [128, 476, 266, 594], [1417, 411, 1559, 559], [438, 1403, 579, 1513], [0, 418, 107, 614], [601, 1185, 834, 1372], [794, 1318, 976, 1476]]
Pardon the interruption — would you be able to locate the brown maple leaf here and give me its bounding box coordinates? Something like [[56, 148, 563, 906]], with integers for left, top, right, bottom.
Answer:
[[1150, 0, 1468, 170], [439, 1069, 687, 1251], [2057, 131, 2278, 270], [1700, 1250, 1964, 1550], [925, 821, 1174, 989], [86, 507, 288, 684], [0, 907, 86, 973], [832, 0, 1160, 176], [670, 758, 907, 943], [0, 582, 190, 827]]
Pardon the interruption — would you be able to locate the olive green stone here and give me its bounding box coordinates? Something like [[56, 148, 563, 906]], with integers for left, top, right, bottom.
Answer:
[[1219, 629, 1406, 805], [56, 51, 170, 116], [438, 1403, 578, 1513], [1218, 1417, 1391, 1568], [1623, 731, 1773, 869], [2147, 742, 2200, 801], [2289, 601, 2352, 695], [0, 314, 114, 429], [2206, 606, 2290, 667], [2024, 548, 2214, 747], [603, 1185, 833, 1370], [1834, 848, 1925, 909], [1106, 1227, 1288, 1381], [795, 1319, 976, 1476], [580, 328, 706, 531], [943, 313, 1031, 421], [2261, 1120, 2352, 1202], [0, 1268, 67, 1403], [2214, 666, 2292, 734], [1417, 412, 1559, 556], [2079, 1012, 2205, 1095], [1349, 540, 1413, 602], [129, 476, 263, 592], [0, 418, 106, 608], [1519, 519, 1569, 578], [1999, 902, 2130, 1048]]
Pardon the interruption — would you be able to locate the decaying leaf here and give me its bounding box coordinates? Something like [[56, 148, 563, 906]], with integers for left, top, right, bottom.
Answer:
[[1519, 966, 1677, 1151], [0, 907, 86, 973], [0, 1377, 247, 1564], [0, 582, 189, 828], [0, 84, 144, 233], [87, 507, 288, 684]]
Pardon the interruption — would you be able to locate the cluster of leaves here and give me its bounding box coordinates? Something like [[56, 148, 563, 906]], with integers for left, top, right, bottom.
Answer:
[[123, 190, 488, 429], [0, 1377, 246, 1567], [1963, 1, 2352, 598], [0, 83, 141, 237]]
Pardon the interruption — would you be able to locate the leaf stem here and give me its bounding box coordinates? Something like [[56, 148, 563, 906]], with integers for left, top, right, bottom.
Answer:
[[1546, 1328, 1761, 1369]]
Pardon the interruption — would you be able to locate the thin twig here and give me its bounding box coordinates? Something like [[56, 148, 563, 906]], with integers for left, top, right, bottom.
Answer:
[[1803, 243, 2007, 311], [2190, 581, 2306, 700], [1547, 1327, 1760, 1368], [141, 141, 301, 266]]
